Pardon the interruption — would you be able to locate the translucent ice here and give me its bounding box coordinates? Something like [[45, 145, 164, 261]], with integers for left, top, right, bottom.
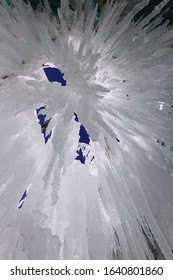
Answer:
[[0, 0, 173, 259]]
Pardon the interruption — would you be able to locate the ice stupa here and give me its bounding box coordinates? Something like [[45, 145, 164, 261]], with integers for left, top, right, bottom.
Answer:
[[0, 0, 173, 260]]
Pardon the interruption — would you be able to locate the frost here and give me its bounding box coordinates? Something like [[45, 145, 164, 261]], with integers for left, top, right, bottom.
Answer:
[[0, 0, 173, 259]]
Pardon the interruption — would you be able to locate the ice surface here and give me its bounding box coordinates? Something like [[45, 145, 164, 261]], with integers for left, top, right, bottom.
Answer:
[[0, 0, 173, 259]]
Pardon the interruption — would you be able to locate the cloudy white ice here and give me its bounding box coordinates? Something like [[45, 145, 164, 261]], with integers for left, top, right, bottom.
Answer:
[[0, 0, 173, 259]]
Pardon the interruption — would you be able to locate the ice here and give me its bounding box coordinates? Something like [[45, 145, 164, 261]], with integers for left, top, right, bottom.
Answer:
[[0, 0, 173, 259]]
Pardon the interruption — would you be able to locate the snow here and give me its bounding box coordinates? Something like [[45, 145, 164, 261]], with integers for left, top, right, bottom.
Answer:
[[0, 0, 173, 260]]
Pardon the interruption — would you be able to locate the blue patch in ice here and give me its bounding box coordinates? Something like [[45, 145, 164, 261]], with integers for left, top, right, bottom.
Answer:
[[79, 125, 90, 145], [74, 112, 79, 122], [44, 131, 52, 144], [19, 190, 27, 202], [18, 184, 32, 210], [36, 106, 52, 144], [91, 156, 95, 162], [18, 190, 27, 209], [40, 66, 94, 164], [75, 120, 93, 164], [36, 105, 46, 126], [75, 148, 86, 164], [75, 144, 94, 165], [18, 201, 24, 209], [42, 65, 66, 86]]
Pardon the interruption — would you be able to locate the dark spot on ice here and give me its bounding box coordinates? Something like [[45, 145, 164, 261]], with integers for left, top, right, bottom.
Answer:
[[113, 55, 117, 59], [22, 60, 25, 64], [44, 131, 52, 144], [74, 119, 92, 164], [91, 156, 95, 162], [41, 119, 51, 131], [2, 75, 9, 79], [18, 201, 24, 209], [75, 148, 86, 164], [36, 106, 46, 126], [18, 190, 28, 209], [43, 66, 67, 86], [69, 3, 75, 11], [123, 80, 126, 83], [19, 190, 27, 202], [141, 223, 165, 260], [79, 125, 90, 145], [116, 138, 120, 143], [2, 73, 14, 79], [157, 139, 165, 147], [74, 112, 79, 122], [171, 105, 173, 108], [36, 106, 52, 144]]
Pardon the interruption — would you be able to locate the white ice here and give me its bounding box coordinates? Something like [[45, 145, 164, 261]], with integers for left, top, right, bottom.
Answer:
[[0, 0, 173, 259]]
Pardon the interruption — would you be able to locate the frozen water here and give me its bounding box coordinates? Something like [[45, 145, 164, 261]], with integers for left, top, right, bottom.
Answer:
[[0, 0, 173, 259]]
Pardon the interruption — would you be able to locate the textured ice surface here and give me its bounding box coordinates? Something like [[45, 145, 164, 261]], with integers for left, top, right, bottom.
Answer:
[[0, 0, 173, 259]]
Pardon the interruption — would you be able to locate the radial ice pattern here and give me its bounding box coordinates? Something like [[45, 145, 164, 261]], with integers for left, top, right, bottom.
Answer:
[[0, 0, 173, 259]]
